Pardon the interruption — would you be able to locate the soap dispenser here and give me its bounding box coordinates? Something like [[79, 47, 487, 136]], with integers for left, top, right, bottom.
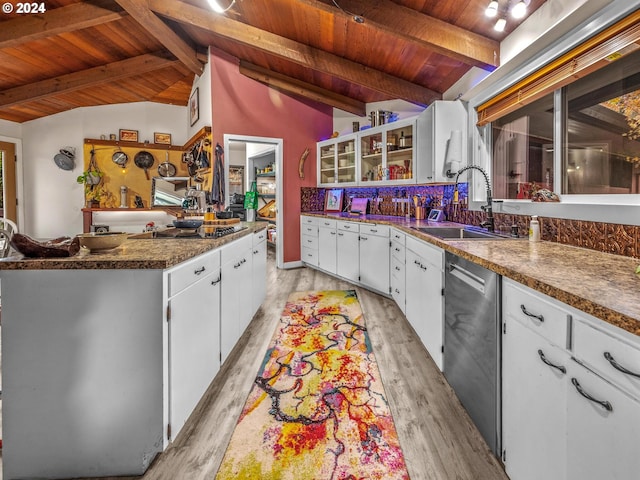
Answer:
[[529, 216, 540, 242]]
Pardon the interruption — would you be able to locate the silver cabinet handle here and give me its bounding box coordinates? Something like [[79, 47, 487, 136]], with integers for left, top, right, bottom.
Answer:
[[211, 274, 222, 286], [604, 352, 640, 378], [338, 232, 344, 236], [194, 266, 206, 275], [395, 266, 401, 271], [521, 304, 544, 322], [395, 247, 401, 252], [538, 349, 566, 374], [571, 378, 612, 412], [330, 231, 336, 235], [360, 235, 368, 241]]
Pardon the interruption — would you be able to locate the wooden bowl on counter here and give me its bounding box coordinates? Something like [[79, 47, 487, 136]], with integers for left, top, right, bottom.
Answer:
[[77, 232, 128, 252]]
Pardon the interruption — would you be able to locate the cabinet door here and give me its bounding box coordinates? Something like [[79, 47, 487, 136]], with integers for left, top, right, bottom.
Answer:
[[318, 226, 337, 274], [359, 233, 389, 294], [567, 362, 640, 480], [336, 136, 357, 184], [336, 229, 359, 282], [169, 272, 221, 437], [252, 238, 267, 316], [405, 249, 443, 369], [502, 316, 568, 480], [318, 141, 337, 185], [220, 247, 252, 363]]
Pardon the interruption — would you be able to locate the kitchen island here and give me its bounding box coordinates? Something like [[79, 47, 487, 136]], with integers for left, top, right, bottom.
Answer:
[[0, 223, 267, 480]]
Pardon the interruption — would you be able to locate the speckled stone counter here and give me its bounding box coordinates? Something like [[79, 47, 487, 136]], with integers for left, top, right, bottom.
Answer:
[[303, 212, 640, 336], [0, 222, 266, 271]]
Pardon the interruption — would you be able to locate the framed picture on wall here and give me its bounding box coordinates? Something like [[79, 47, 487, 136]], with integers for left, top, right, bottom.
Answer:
[[324, 188, 344, 212], [119, 129, 138, 142], [189, 88, 199, 126], [154, 132, 171, 145]]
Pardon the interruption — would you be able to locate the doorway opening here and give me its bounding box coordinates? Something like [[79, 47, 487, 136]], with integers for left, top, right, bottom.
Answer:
[[223, 134, 283, 269], [0, 140, 17, 225]]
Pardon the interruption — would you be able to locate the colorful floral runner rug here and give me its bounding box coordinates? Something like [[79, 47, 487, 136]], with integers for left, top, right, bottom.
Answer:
[[215, 290, 409, 480]]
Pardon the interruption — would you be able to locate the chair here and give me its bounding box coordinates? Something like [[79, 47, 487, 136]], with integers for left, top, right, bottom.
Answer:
[[0, 218, 18, 258]]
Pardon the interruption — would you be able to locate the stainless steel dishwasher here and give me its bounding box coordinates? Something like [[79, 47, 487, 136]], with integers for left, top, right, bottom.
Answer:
[[444, 252, 501, 457]]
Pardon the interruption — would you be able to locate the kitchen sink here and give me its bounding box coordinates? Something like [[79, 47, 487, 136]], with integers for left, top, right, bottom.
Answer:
[[411, 226, 512, 240]]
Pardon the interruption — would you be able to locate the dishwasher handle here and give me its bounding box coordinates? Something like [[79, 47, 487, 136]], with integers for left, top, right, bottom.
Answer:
[[448, 263, 486, 294]]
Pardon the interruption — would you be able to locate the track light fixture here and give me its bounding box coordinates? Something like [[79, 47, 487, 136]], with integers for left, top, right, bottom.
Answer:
[[485, 0, 529, 29], [207, 0, 235, 13]]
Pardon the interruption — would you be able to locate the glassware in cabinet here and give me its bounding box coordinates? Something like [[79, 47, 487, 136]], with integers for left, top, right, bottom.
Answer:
[[386, 124, 414, 181], [336, 137, 357, 184], [360, 130, 384, 182], [318, 141, 336, 184]]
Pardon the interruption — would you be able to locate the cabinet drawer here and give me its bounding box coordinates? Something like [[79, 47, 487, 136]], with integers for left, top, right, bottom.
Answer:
[[391, 283, 405, 312], [573, 319, 640, 400], [253, 228, 267, 246], [300, 224, 318, 236], [502, 279, 569, 349], [360, 224, 389, 237], [318, 218, 337, 229], [391, 240, 405, 262], [301, 246, 318, 266], [391, 255, 405, 284], [168, 249, 220, 297], [301, 215, 319, 226], [391, 228, 406, 245], [406, 236, 443, 270], [301, 234, 318, 250], [337, 221, 359, 233]]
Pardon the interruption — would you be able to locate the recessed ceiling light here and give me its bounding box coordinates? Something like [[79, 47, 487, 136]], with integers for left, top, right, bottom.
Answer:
[[207, 0, 235, 13], [494, 18, 507, 32], [485, 1, 499, 17], [511, 1, 527, 19]]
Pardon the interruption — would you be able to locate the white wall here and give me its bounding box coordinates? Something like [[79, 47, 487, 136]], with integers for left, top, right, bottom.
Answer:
[[18, 102, 187, 238], [188, 54, 212, 139]]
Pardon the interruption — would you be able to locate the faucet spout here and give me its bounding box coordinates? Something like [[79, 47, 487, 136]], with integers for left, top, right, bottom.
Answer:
[[453, 165, 494, 232]]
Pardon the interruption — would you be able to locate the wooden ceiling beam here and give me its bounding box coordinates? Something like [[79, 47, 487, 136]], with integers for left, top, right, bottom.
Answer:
[[239, 61, 366, 116], [149, 0, 441, 106], [114, 0, 205, 76], [0, 52, 179, 107], [297, 0, 499, 70], [0, 0, 127, 49]]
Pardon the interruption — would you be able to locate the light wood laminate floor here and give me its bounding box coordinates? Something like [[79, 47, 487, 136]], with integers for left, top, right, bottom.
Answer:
[[59, 251, 508, 480]]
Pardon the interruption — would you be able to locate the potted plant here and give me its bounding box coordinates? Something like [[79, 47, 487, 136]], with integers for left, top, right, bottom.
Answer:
[[77, 170, 104, 208]]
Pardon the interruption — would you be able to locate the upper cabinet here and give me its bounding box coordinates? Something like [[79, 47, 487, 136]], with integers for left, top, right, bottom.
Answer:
[[317, 101, 468, 187], [317, 134, 358, 186]]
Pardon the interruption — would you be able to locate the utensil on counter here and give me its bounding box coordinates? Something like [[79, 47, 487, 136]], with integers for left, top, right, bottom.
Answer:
[[173, 219, 203, 229], [134, 150, 155, 180]]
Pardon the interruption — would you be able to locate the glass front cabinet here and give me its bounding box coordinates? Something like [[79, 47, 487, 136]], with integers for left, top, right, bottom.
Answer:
[[360, 119, 415, 184], [317, 134, 358, 186]]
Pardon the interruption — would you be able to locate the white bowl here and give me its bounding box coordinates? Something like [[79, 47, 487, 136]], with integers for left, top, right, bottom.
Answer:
[[78, 232, 128, 252]]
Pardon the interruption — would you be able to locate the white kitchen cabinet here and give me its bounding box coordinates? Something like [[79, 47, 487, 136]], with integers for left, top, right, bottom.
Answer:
[[567, 360, 640, 480], [318, 219, 337, 274], [336, 221, 360, 283], [390, 228, 406, 314], [418, 100, 468, 183], [405, 236, 444, 369], [317, 134, 358, 186], [502, 311, 569, 480], [501, 278, 640, 480], [168, 255, 221, 439], [358, 223, 390, 294], [252, 228, 267, 316], [300, 215, 319, 267], [220, 234, 253, 363]]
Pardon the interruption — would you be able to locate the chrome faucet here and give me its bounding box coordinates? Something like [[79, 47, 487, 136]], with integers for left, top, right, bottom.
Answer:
[[453, 165, 495, 233]]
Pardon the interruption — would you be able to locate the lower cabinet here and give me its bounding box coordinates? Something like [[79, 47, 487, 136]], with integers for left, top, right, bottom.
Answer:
[[318, 219, 338, 274], [336, 221, 359, 282], [502, 278, 640, 480], [405, 236, 444, 369], [390, 228, 406, 314], [358, 223, 390, 294], [220, 234, 253, 363], [252, 229, 267, 316], [168, 255, 221, 438]]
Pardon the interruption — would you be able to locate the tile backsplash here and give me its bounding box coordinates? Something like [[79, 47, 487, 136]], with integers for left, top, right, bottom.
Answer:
[[301, 185, 640, 259]]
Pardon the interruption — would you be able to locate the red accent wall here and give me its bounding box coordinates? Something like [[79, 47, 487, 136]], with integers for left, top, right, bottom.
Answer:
[[209, 48, 333, 264]]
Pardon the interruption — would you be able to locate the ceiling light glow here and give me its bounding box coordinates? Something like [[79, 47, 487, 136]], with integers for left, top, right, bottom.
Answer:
[[207, 0, 235, 13], [485, 1, 499, 17], [494, 17, 507, 32], [511, 1, 527, 19]]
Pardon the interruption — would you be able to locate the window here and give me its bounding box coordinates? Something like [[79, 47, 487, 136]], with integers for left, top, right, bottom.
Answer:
[[492, 94, 554, 199], [564, 46, 640, 194]]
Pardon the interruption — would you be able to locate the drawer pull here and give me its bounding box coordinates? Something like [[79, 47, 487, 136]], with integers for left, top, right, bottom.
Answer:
[[604, 351, 640, 378], [338, 232, 344, 236], [521, 304, 544, 322], [194, 266, 206, 275], [330, 231, 336, 235], [571, 378, 613, 412], [395, 247, 401, 252], [537, 349, 566, 374], [395, 288, 400, 294], [360, 236, 368, 241], [370, 228, 378, 233], [211, 274, 222, 286], [395, 266, 401, 271]]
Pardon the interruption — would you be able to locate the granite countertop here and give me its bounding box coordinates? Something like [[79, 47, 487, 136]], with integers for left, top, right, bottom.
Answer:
[[0, 222, 267, 271], [304, 212, 640, 337]]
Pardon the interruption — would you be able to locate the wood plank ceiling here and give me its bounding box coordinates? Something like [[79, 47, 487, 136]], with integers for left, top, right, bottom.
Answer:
[[0, 0, 545, 123]]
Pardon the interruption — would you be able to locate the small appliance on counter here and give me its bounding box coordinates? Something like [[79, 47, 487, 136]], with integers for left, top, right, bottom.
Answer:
[[227, 192, 246, 220]]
